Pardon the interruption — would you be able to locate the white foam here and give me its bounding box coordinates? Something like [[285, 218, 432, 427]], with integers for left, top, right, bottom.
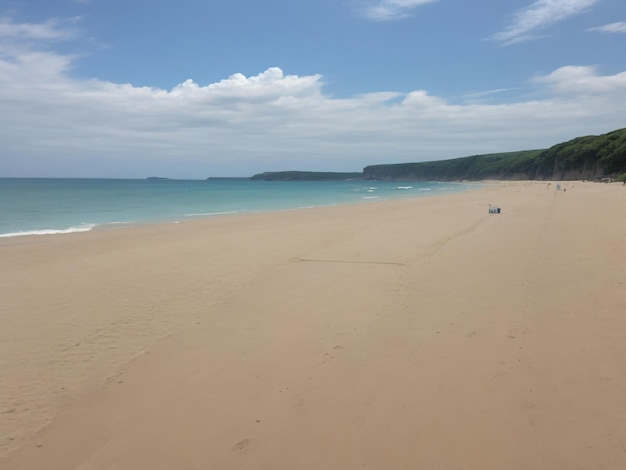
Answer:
[[0, 224, 96, 238]]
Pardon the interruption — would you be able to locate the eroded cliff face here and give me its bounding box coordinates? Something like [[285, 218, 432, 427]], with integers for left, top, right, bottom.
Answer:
[[550, 168, 605, 181], [546, 154, 616, 181], [363, 164, 610, 182]]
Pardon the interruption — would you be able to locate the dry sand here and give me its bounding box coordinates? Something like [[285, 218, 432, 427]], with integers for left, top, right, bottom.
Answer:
[[1, 181, 625, 469]]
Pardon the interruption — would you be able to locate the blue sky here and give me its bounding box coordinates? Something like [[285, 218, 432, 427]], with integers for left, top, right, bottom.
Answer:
[[1, 0, 625, 178]]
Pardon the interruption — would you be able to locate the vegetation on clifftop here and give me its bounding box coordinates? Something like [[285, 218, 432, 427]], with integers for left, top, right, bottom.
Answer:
[[363, 150, 544, 181], [533, 128, 626, 180], [363, 128, 626, 181], [247, 128, 626, 182]]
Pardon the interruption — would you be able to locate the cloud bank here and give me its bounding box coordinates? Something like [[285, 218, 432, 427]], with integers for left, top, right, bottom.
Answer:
[[1, 17, 625, 178]]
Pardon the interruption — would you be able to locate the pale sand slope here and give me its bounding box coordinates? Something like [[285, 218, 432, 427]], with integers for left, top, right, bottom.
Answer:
[[1, 182, 625, 469]]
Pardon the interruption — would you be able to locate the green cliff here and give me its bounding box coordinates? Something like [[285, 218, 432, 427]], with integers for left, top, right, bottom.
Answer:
[[363, 128, 626, 181]]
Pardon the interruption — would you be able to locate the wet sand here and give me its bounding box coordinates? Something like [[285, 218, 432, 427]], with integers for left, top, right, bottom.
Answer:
[[1, 181, 625, 469]]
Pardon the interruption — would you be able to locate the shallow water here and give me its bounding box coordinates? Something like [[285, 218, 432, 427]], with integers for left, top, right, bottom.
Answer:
[[0, 178, 475, 237]]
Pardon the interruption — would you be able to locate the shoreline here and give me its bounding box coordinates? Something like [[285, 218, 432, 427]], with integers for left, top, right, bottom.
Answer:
[[0, 179, 476, 240], [2, 181, 625, 469]]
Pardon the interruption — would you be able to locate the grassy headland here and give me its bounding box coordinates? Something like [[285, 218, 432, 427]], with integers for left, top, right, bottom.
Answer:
[[364, 127, 626, 181], [250, 128, 626, 182]]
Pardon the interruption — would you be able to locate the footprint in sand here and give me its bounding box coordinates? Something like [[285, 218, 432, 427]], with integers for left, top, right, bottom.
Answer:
[[232, 438, 252, 452]]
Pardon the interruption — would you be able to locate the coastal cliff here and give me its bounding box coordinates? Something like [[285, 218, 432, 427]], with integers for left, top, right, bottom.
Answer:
[[363, 128, 626, 181]]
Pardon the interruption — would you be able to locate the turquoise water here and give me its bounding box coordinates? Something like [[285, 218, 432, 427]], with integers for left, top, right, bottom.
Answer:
[[0, 178, 475, 237]]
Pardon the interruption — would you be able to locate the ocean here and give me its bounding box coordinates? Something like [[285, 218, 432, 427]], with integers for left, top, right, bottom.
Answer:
[[0, 178, 476, 238]]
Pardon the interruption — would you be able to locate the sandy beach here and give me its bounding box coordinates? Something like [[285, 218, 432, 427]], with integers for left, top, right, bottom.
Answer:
[[1, 181, 625, 469]]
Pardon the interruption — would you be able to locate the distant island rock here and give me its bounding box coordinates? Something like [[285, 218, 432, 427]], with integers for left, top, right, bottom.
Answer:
[[146, 176, 169, 180]]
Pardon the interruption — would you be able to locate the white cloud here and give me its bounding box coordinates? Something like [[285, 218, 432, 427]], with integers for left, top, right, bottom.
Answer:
[[169, 68, 322, 102], [588, 21, 626, 33], [359, 0, 438, 21], [490, 0, 600, 45], [532, 65, 626, 94], [1, 18, 625, 178], [0, 17, 78, 40]]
